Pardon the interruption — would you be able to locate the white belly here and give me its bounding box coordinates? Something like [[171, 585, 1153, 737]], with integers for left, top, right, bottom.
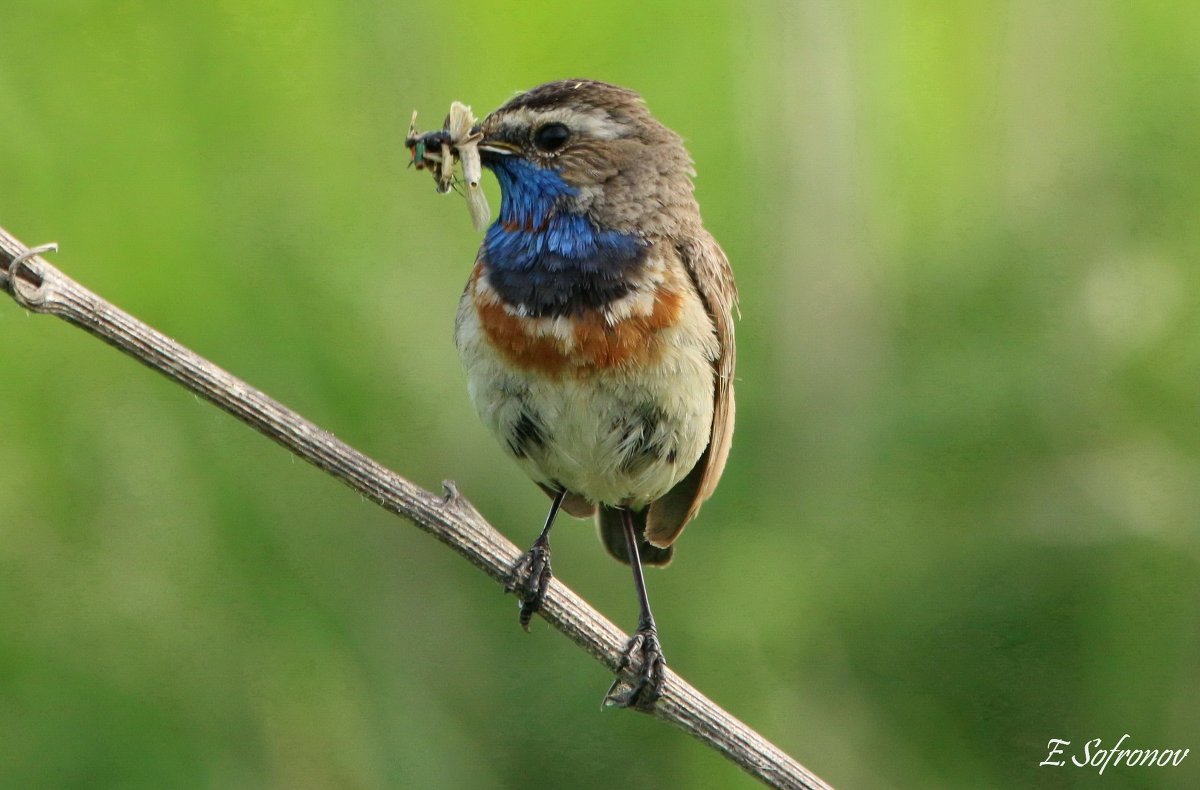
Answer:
[[454, 290, 717, 506]]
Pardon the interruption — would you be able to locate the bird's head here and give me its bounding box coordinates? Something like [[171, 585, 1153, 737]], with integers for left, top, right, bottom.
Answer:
[[474, 80, 701, 238]]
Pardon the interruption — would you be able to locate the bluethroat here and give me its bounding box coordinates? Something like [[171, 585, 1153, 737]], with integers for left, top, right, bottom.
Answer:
[[409, 80, 736, 709]]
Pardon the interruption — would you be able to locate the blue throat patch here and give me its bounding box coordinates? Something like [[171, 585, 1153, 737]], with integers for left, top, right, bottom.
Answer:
[[483, 157, 647, 317]]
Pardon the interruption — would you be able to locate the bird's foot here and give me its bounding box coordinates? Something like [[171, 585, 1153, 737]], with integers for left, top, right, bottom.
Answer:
[[507, 535, 552, 631], [604, 624, 666, 711]]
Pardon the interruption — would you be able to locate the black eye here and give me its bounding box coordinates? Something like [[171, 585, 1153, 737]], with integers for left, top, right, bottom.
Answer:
[[533, 122, 570, 152]]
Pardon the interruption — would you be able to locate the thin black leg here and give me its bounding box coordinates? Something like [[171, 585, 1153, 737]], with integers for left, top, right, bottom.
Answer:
[[508, 489, 566, 630], [604, 508, 667, 710], [625, 509, 657, 632]]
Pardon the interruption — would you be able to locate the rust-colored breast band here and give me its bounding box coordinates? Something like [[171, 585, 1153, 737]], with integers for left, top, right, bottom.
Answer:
[[475, 283, 685, 377]]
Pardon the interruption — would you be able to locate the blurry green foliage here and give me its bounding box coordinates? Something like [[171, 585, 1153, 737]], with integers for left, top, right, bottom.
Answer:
[[2, 2, 1198, 788]]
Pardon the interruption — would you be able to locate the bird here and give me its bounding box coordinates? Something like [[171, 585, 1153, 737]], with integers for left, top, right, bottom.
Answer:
[[412, 79, 736, 709]]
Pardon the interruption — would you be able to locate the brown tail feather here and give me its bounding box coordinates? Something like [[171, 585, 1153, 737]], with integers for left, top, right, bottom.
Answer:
[[596, 506, 674, 567]]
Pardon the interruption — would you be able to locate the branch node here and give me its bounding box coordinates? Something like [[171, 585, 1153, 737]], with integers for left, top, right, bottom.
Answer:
[[441, 479, 463, 504], [441, 480, 489, 527], [443, 480, 489, 528]]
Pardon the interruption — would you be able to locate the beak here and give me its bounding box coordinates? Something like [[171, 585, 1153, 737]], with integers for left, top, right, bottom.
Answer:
[[474, 124, 517, 157], [478, 141, 517, 156], [479, 143, 516, 155]]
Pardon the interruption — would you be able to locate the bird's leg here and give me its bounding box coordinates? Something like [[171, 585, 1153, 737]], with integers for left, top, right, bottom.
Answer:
[[507, 489, 566, 631], [604, 508, 667, 711]]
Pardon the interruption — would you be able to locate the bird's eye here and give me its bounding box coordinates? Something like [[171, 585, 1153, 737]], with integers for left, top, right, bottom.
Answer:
[[533, 122, 570, 153]]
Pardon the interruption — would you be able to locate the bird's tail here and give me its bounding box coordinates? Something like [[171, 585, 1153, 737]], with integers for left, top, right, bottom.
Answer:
[[596, 505, 674, 567]]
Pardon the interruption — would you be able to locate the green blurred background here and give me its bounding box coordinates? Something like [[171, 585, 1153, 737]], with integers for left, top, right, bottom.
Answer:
[[2, 2, 1198, 788]]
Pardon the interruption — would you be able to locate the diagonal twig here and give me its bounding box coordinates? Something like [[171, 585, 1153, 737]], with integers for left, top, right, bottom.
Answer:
[[0, 225, 833, 790]]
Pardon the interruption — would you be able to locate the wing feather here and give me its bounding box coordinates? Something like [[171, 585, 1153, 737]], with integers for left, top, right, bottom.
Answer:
[[645, 232, 737, 547]]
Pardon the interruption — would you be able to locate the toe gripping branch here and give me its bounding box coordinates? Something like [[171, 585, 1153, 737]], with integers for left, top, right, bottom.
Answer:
[[604, 618, 668, 712], [505, 489, 566, 631], [509, 533, 553, 632]]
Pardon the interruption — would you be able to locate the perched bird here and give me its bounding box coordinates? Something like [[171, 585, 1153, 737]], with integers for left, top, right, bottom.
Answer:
[[413, 79, 736, 708]]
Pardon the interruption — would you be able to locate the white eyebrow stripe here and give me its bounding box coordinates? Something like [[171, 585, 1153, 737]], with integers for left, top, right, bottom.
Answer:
[[499, 106, 629, 140]]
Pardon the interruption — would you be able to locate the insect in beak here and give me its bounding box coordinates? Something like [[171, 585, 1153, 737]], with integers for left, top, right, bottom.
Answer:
[[405, 104, 492, 231]]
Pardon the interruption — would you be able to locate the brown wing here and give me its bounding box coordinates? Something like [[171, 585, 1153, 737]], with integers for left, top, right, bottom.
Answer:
[[644, 232, 737, 547]]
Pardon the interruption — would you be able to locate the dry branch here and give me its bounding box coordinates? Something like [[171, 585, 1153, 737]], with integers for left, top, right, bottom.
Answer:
[[1, 226, 832, 790]]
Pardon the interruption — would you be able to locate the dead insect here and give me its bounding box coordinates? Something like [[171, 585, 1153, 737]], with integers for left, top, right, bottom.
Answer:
[[405, 103, 490, 231], [446, 102, 489, 230]]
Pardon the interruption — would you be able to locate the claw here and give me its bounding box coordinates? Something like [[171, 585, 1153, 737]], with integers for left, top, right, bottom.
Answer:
[[507, 536, 553, 631], [604, 626, 666, 711]]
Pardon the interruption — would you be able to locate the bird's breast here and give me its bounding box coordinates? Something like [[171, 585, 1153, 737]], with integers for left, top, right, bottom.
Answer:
[[462, 251, 696, 377], [453, 246, 720, 505]]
